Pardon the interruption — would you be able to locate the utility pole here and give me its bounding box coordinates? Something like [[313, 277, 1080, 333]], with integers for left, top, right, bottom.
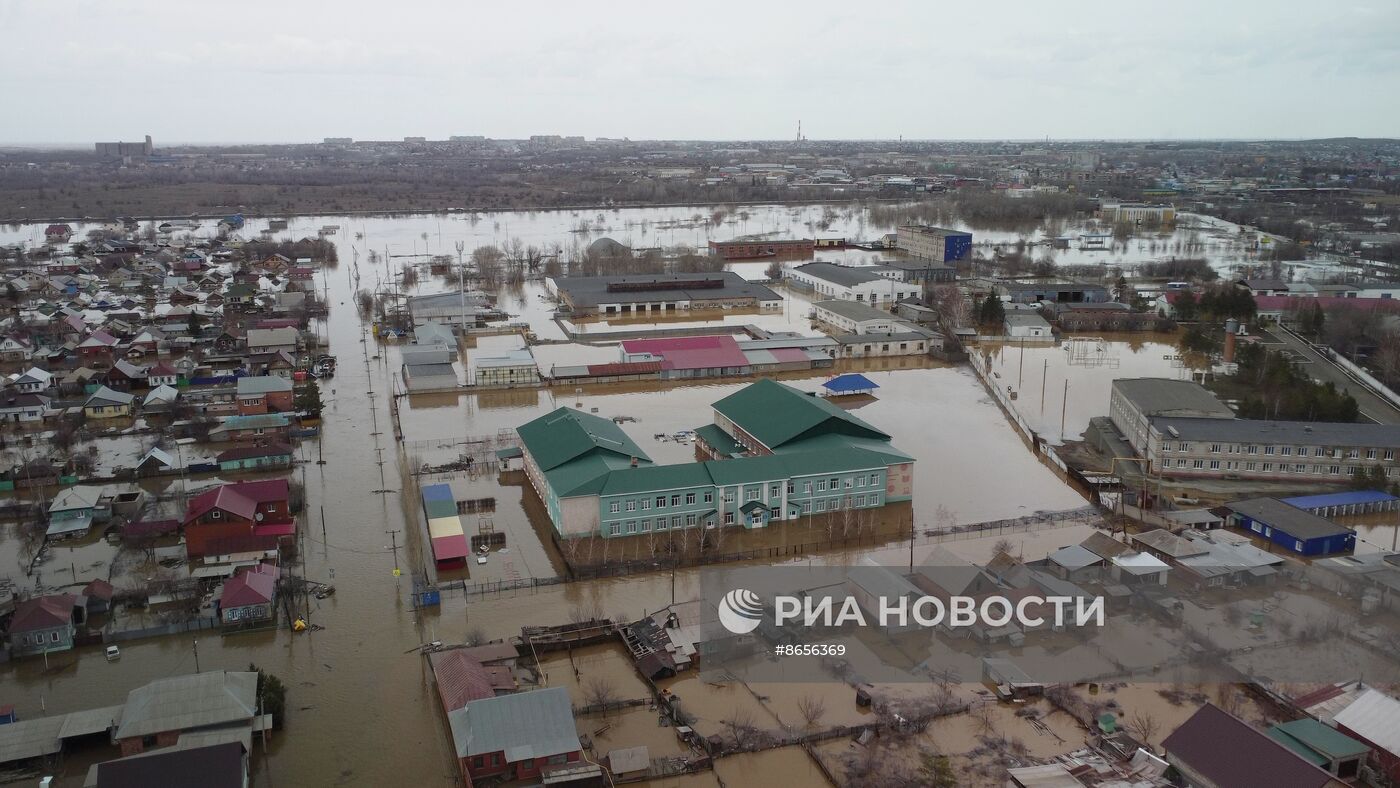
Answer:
[[387, 529, 401, 576], [1018, 338, 1025, 389], [1061, 380, 1069, 440], [1040, 358, 1050, 416], [193, 637, 201, 673]]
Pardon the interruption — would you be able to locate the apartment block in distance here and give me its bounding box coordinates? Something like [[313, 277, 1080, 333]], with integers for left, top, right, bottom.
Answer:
[[896, 225, 973, 263]]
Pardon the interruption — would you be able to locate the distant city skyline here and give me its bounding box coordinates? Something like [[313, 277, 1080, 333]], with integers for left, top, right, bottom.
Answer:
[[1, 0, 1397, 144]]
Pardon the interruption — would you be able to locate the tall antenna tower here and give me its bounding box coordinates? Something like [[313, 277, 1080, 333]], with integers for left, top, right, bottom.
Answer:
[[797, 119, 802, 142]]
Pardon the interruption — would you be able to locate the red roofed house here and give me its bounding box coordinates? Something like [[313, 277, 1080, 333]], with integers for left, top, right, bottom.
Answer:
[[619, 335, 752, 380], [5, 593, 81, 657], [183, 480, 294, 560], [218, 565, 278, 626], [78, 330, 120, 360], [429, 649, 517, 712], [45, 224, 72, 243]]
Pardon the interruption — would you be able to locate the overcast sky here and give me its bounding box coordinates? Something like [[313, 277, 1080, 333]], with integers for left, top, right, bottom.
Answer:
[[1, 0, 1397, 145]]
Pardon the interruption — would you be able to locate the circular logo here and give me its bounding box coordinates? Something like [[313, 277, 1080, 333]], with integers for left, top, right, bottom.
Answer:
[[717, 588, 764, 634]]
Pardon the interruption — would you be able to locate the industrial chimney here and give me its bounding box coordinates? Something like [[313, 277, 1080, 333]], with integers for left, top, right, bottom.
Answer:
[[1223, 318, 1239, 363]]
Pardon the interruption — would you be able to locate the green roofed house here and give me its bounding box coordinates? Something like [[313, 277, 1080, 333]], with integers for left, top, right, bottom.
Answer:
[[1268, 718, 1369, 780], [518, 378, 914, 538]]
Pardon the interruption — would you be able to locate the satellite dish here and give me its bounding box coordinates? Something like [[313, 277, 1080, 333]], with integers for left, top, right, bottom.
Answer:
[[254, 512, 264, 522]]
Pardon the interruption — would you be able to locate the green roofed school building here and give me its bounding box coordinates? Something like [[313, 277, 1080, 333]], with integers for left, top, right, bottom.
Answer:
[[517, 379, 914, 538]]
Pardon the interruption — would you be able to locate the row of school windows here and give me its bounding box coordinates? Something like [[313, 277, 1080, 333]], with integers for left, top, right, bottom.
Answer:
[[605, 473, 883, 514], [1166, 457, 1399, 476], [606, 492, 884, 535], [1162, 441, 1396, 461]]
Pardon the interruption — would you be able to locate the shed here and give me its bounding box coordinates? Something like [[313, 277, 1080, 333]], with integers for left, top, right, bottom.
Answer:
[[820, 373, 879, 397], [1226, 497, 1356, 557]]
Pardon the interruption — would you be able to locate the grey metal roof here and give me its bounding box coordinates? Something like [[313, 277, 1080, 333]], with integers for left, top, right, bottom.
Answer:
[[553, 273, 778, 308], [0, 714, 65, 766], [1004, 313, 1051, 327], [235, 376, 292, 395], [1112, 378, 1234, 419], [1225, 497, 1354, 541], [447, 686, 579, 761], [793, 262, 884, 288], [1047, 544, 1103, 571], [58, 705, 123, 740], [404, 363, 458, 378], [115, 671, 257, 741], [1152, 415, 1400, 448]]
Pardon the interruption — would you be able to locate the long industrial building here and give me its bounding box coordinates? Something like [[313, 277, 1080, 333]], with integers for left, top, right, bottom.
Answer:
[[551, 272, 781, 317], [517, 379, 913, 538]]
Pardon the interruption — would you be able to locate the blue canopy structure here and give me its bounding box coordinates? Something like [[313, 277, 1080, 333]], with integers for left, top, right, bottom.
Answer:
[[820, 373, 879, 396]]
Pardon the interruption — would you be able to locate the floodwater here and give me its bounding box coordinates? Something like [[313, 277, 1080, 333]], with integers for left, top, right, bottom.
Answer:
[[977, 333, 1201, 443], [0, 203, 1140, 787]]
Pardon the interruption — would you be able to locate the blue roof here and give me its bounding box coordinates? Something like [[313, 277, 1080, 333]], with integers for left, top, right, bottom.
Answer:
[[1281, 490, 1397, 509], [821, 373, 879, 394], [422, 484, 453, 503]]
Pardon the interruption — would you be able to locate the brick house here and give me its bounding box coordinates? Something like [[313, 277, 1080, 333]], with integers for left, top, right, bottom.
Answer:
[[183, 479, 294, 560], [235, 376, 294, 415]]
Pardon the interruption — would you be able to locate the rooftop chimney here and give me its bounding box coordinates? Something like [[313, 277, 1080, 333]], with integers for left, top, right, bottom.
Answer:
[[1223, 318, 1239, 363]]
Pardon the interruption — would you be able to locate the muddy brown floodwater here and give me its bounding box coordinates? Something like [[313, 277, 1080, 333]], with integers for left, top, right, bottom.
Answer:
[[0, 205, 1143, 787]]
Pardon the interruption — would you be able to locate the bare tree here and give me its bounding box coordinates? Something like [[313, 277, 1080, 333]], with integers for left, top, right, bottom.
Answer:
[[1127, 712, 1160, 746], [721, 707, 756, 748], [583, 676, 618, 714], [796, 694, 826, 729]]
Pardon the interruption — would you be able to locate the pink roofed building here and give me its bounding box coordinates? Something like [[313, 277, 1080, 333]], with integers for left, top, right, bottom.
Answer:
[[218, 564, 279, 625], [619, 335, 752, 380], [183, 480, 295, 560]]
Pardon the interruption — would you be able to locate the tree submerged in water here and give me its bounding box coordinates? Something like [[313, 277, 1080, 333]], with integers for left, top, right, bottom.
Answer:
[[249, 663, 287, 730]]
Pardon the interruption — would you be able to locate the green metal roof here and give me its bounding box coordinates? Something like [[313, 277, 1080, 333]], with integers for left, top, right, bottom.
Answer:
[[1268, 719, 1369, 764], [517, 407, 651, 472], [695, 423, 745, 458], [596, 462, 714, 496], [547, 453, 637, 497], [711, 379, 888, 450], [779, 432, 914, 464]]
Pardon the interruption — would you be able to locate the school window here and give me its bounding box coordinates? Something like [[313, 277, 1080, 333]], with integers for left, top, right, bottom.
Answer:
[[1176, 459, 1187, 468], [770, 484, 781, 498], [1179, 443, 1191, 452], [640, 519, 651, 532], [1209, 444, 1221, 454], [843, 478, 853, 489], [1162, 441, 1173, 452], [723, 490, 734, 502], [1314, 447, 1326, 457], [1245, 462, 1255, 471], [654, 496, 666, 508], [609, 502, 620, 513], [1280, 446, 1292, 455], [1387, 450, 1396, 461], [803, 481, 813, 493], [869, 473, 879, 485], [1265, 445, 1275, 455], [608, 522, 620, 536], [1209, 460, 1220, 470], [685, 514, 697, 526], [641, 499, 651, 510], [1349, 449, 1360, 459], [1330, 465, 1342, 475], [723, 512, 735, 524], [703, 492, 714, 504], [801, 502, 812, 513], [828, 477, 839, 488], [625, 500, 637, 512], [746, 489, 760, 501], [1192, 460, 1204, 469], [1246, 445, 1257, 454], [672, 516, 682, 528], [786, 482, 795, 494], [854, 494, 865, 506], [1367, 448, 1378, 460], [626, 521, 637, 534], [671, 495, 680, 507], [816, 481, 827, 492], [685, 492, 696, 505], [1295, 463, 1306, 472]]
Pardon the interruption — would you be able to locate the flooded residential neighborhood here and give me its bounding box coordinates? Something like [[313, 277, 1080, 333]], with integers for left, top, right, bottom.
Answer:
[[3, 4, 1400, 786]]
